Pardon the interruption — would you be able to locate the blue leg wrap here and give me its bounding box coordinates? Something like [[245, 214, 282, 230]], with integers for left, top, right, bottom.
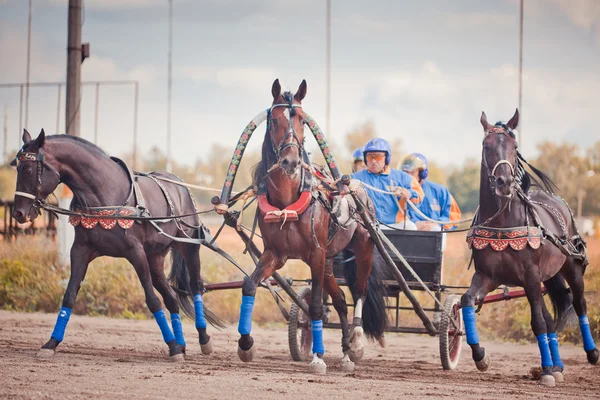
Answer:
[[312, 320, 325, 355], [238, 295, 255, 335], [153, 310, 175, 343], [579, 315, 596, 352], [170, 313, 186, 346], [51, 307, 72, 342], [536, 333, 553, 368], [548, 332, 564, 369], [462, 306, 479, 345], [193, 294, 207, 329]]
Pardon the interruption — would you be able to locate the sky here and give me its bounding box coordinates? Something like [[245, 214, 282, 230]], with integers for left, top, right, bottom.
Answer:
[[0, 0, 599, 170]]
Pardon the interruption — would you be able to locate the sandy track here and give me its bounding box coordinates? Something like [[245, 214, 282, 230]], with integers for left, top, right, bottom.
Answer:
[[0, 310, 598, 399]]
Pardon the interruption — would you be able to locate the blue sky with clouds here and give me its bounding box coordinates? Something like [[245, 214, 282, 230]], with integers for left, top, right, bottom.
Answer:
[[1, 0, 599, 169]]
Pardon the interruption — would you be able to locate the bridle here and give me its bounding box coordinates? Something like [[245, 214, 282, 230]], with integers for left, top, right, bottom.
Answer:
[[11, 147, 61, 214], [481, 124, 518, 198], [268, 93, 305, 163]]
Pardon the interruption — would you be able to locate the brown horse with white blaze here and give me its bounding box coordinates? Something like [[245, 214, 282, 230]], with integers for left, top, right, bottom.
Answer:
[[236, 79, 385, 374]]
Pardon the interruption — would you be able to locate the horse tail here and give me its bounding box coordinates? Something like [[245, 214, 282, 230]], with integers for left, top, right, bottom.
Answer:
[[168, 248, 226, 329], [543, 273, 577, 332], [343, 249, 389, 342]]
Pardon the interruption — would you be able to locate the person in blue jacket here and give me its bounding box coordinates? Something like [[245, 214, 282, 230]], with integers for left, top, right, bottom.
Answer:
[[400, 153, 461, 231], [352, 138, 423, 229], [351, 147, 366, 173]]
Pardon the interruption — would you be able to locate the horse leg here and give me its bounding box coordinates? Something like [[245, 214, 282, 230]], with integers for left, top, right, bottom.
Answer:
[[238, 249, 281, 362], [460, 271, 496, 371], [524, 280, 556, 387], [38, 243, 94, 357], [307, 250, 327, 374], [348, 232, 374, 363], [179, 243, 213, 355], [148, 252, 186, 353], [561, 261, 599, 365], [127, 249, 183, 361], [541, 300, 564, 382], [323, 258, 354, 372]]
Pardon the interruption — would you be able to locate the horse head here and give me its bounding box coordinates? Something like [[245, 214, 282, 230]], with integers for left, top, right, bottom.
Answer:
[[11, 128, 60, 223], [268, 79, 307, 176], [480, 109, 519, 199]]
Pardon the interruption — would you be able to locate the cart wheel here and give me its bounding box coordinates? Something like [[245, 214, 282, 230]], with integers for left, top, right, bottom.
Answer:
[[439, 294, 463, 370], [288, 287, 312, 362]]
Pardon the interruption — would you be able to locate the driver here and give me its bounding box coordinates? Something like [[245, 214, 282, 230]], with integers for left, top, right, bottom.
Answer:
[[351, 147, 366, 173]]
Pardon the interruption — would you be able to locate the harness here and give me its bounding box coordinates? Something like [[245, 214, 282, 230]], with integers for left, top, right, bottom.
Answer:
[[469, 124, 588, 264]]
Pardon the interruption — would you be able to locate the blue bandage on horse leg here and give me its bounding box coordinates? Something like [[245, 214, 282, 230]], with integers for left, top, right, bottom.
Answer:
[[51, 307, 72, 342], [153, 310, 176, 343], [312, 320, 325, 355], [548, 332, 564, 369], [194, 294, 207, 329], [238, 295, 255, 335], [579, 315, 596, 352], [170, 313, 186, 346], [536, 333, 553, 368], [462, 306, 479, 345]]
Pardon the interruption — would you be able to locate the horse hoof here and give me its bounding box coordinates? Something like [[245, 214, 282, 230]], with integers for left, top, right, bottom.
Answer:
[[340, 358, 355, 372], [309, 355, 327, 375], [349, 326, 364, 363], [539, 374, 556, 387], [238, 345, 256, 362], [200, 338, 213, 355], [552, 371, 564, 383], [36, 348, 55, 358], [475, 353, 491, 372], [587, 348, 599, 365], [169, 353, 185, 363]]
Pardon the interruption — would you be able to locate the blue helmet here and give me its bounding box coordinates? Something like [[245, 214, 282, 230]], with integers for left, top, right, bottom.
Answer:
[[363, 138, 392, 165], [402, 152, 428, 180], [352, 147, 365, 162]]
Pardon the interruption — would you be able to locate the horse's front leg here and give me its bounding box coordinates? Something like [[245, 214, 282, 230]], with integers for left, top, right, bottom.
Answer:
[[38, 243, 94, 358], [460, 271, 496, 372], [307, 250, 327, 374], [525, 279, 557, 387], [238, 250, 282, 362]]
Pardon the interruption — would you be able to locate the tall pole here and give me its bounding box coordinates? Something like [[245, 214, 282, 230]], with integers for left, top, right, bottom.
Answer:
[[18, 85, 23, 142], [66, 0, 82, 137], [94, 83, 99, 144], [518, 0, 524, 146], [3, 105, 7, 163], [56, 84, 62, 133], [325, 0, 331, 136], [25, 0, 32, 129], [133, 82, 139, 170], [166, 0, 173, 172]]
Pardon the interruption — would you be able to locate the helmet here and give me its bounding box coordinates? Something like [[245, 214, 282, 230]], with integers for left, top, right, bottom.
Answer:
[[363, 138, 392, 165], [401, 153, 428, 180], [352, 147, 365, 162]]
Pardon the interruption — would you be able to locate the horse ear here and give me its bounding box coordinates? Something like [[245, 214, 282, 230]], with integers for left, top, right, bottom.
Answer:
[[22, 129, 32, 144], [506, 108, 519, 130], [36, 128, 46, 148], [271, 79, 281, 99], [294, 79, 307, 102], [480, 111, 491, 133]]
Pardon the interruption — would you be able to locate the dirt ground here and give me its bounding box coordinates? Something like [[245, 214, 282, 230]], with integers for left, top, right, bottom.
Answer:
[[1, 312, 599, 399]]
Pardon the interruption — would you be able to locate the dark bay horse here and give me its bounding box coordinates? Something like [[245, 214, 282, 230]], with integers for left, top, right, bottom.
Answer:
[[462, 110, 598, 387], [11, 129, 221, 361], [236, 79, 386, 374]]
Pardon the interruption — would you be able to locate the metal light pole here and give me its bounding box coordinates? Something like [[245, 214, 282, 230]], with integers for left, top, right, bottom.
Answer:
[[66, 0, 82, 137], [25, 0, 32, 129], [518, 0, 524, 146], [326, 0, 331, 136], [166, 0, 173, 172]]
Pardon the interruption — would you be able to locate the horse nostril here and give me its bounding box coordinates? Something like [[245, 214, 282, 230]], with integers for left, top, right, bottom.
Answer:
[[496, 177, 505, 186], [13, 210, 24, 221], [281, 158, 290, 167]]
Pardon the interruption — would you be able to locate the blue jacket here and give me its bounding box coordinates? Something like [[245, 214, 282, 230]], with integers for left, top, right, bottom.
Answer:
[[352, 167, 423, 224], [408, 180, 451, 223]]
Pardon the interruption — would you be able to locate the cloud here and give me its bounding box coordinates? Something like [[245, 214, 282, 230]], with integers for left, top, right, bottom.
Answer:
[[49, 0, 165, 9], [180, 66, 279, 94]]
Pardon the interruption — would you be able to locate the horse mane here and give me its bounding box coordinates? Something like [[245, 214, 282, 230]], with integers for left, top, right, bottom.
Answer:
[[47, 134, 109, 157], [251, 121, 277, 187], [517, 152, 558, 195]]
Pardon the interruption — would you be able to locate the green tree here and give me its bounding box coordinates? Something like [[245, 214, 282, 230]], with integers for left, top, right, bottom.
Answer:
[[447, 159, 480, 213]]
